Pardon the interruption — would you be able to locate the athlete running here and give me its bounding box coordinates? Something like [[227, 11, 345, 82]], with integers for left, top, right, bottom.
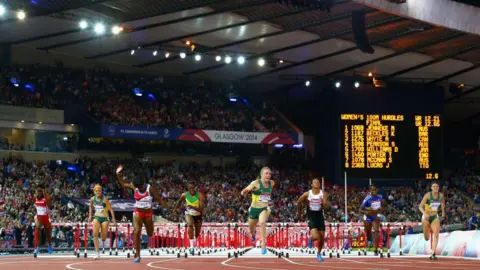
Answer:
[[419, 182, 446, 260], [116, 164, 168, 263], [241, 167, 275, 255], [296, 178, 328, 262], [172, 182, 205, 254]]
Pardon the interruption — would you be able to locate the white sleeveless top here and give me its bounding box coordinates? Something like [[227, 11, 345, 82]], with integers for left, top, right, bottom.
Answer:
[[307, 189, 323, 211]]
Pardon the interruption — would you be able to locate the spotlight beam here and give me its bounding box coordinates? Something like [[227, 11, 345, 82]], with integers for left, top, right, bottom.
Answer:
[[10, 0, 226, 45], [87, 5, 316, 60]]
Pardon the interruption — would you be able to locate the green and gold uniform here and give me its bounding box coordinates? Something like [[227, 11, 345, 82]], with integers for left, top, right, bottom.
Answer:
[[424, 192, 441, 223], [93, 196, 109, 224], [186, 192, 202, 223], [249, 179, 272, 220]]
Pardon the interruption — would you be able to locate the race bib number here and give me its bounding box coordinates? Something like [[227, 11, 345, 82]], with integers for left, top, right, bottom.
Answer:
[[36, 206, 47, 215], [309, 203, 321, 211], [135, 202, 152, 209], [94, 205, 104, 213], [259, 193, 271, 203], [186, 206, 199, 215], [371, 201, 381, 210], [430, 202, 440, 211]]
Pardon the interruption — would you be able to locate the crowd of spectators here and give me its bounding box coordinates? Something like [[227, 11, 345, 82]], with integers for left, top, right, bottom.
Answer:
[[0, 65, 290, 132], [1, 154, 479, 248]]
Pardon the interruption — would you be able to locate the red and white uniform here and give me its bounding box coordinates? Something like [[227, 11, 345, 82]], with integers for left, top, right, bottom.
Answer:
[[134, 184, 153, 219], [35, 197, 50, 225]]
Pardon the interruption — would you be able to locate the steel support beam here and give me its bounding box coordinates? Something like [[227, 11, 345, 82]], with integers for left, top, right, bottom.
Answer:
[[36, 0, 268, 50], [86, 5, 315, 60], [380, 46, 480, 80], [319, 33, 465, 78], [428, 63, 480, 85], [445, 85, 480, 103], [240, 18, 421, 81], [9, 0, 227, 45], [139, 3, 362, 68]]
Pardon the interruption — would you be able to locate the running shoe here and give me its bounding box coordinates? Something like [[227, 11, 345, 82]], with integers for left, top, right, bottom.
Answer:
[[430, 254, 437, 260], [47, 244, 53, 254], [261, 248, 267, 255], [251, 230, 256, 244], [94, 253, 100, 260], [34, 247, 40, 254], [317, 254, 324, 262], [133, 257, 141, 263], [189, 247, 194, 255], [308, 237, 312, 248]]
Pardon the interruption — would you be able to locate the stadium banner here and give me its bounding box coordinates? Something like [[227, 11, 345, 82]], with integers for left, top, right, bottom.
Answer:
[[178, 130, 302, 144], [101, 125, 303, 145], [68, 198, 158, 211], [390, 230, 480, 258], [101, 125, 183, 140]]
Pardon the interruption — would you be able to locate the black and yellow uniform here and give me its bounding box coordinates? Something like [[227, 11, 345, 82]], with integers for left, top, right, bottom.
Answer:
[[307, 189, 325, 231], [424, 192, 441, 223], [93, 196, 109, 223], [186, 192, 202, 223], [249, 179, 272, 220]]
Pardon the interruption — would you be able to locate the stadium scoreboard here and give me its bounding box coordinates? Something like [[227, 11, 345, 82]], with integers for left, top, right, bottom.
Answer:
[[341, 113, 442, 179]]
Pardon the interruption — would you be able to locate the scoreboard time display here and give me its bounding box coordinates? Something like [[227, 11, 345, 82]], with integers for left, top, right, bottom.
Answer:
[[341, 113, 442, 179]]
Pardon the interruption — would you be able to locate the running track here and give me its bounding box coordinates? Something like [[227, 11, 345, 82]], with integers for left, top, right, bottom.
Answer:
[[1, 256, 480, 270]]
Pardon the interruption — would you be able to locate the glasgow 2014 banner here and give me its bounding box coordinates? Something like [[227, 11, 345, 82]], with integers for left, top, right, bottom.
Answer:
[[101, 125, 302, 145]]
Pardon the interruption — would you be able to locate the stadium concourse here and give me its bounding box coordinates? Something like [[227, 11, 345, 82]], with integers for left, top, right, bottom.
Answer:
[[0, 0, 480, 269]]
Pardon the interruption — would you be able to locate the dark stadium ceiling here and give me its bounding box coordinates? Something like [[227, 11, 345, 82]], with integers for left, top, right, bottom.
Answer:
[[1, 0, 480, 123]]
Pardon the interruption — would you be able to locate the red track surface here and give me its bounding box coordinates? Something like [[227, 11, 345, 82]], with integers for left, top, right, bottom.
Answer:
[[1, 256, 480, 270]]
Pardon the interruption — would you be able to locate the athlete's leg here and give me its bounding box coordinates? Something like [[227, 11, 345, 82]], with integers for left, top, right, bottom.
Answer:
[[258, 209, 271, 249], [44, 221, 53, 246], [34, 217, 42, 252], [430, 218, 441, 255], [318, 230, 325, 253], [310, 228, 320, 253], [133, 213, 144, 260], [372, 218, 381, 252], [193, 218, 202, 239], [248, 218, 258, 240], [421, 215, 430, 241], [363, 220, 372, 247], [185, 215, 196, 249], [101, 221, 110, 245], [92, 219, 101, 254]]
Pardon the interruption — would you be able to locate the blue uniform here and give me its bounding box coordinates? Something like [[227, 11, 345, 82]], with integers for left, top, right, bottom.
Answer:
[[361, 194, 383, 224]]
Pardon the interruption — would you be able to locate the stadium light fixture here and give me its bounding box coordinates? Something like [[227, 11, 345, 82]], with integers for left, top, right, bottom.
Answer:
[[111, 25, 123, 35], [17, 10, 26, 20], [225, 56, 232, 64], [305, 80, 310, 87], [194, 54, 202, 61], [0, 5, 6, 16], [354, 82, 360, 88], [180, 52, 186, 59], [215, 56, 222, 62], [237, 56, 245, 65], [257, 58, 265, 67], [79, 20, 88, 29], [94, 23, 105, 34], [335, 82, 341, 88]]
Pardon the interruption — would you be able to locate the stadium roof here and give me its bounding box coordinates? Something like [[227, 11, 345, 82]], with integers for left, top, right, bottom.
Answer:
[[1, 0, 480, 123]]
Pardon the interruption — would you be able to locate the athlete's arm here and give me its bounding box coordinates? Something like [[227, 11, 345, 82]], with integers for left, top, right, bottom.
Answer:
[[296, 192, 309, 218], [419, 193, 429, 217], [104, 198, 116, 225], [116, 165, 135, 190], [270, 180, 276, 189], [360, 197, 371, 216], [322, 191, 328, 210], [172, 193, 186, 213], [241, 180, 258, 196], [440, 193, 446, 221], [198, 193, 205, 213], [377, 197, 386, 214], [88, 197, 94, 223], [44, 189, 52, 208], [150, 185, 168, 209]]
